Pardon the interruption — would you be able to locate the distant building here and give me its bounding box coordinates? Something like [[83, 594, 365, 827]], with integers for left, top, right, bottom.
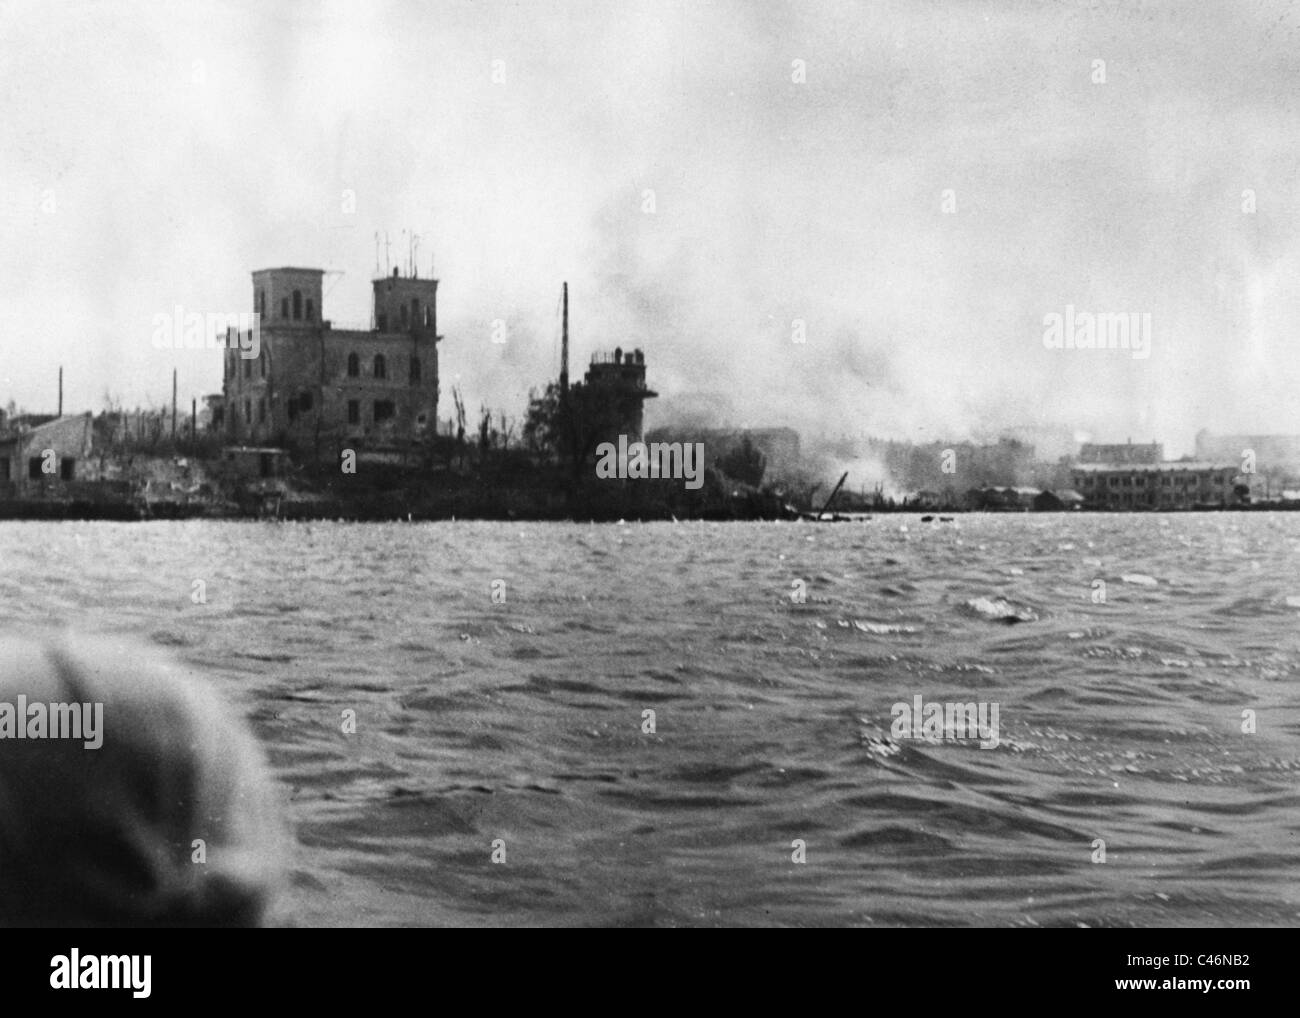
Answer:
[[1001, 424, 1076, 464], [1077, 440, 1163, 465], [1195, 430, 1300, 477], [582, 347, 656, 442], [1072, 462, 1243, 509], [0, 414, 94, 495], [965, 485, 1040, 510], [202, 394, 225, 432], [223, 265, 442, 459], [876, 437, 1037, 492], [94, 409, 170, 448], [645, 426, 801, 479]]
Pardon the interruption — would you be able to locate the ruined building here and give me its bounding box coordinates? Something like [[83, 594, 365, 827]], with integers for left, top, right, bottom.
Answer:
[[0, 414, 94, 494], [222, 266, 442, 460], [582, 347, 656, 442]]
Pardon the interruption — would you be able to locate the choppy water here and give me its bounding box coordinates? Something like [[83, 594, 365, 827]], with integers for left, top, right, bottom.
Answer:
[[2, 514, 1298, 927]]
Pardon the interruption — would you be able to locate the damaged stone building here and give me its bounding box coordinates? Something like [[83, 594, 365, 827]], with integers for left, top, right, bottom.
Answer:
[[221, 265, 442, 460], [0, 414, 95, 495]]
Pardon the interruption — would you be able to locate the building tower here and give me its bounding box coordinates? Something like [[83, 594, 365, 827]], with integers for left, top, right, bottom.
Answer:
[[372, 266, 438, 337], [584, 347, 657, 441], [253, 268, 323, 328]]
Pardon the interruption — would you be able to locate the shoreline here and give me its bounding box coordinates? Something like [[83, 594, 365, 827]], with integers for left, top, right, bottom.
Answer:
[[0, 501, 1292, 523]]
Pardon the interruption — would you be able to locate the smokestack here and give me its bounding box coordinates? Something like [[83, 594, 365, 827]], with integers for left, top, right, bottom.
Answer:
[[57, 366, 62, 417], [560, 282, 569, 400]]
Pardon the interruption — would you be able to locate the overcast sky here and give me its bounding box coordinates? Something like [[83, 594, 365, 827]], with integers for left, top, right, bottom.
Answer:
[[3, 0, 1300, 455]]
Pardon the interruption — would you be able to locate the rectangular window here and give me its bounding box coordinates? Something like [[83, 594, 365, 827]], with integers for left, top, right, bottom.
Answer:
[[28, 457, 43, 480], [60, 457, 74, 481], [347, 400, 360, 425], [243, 358, 251, 379], [374, 400, 395, 422], [0, 457, 8, 481], [258, 398, 266, 423], [244, 399, 251, 423]]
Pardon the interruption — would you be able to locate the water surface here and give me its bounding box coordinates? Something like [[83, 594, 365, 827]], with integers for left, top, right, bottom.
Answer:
[[2, 514, 1297, 926]]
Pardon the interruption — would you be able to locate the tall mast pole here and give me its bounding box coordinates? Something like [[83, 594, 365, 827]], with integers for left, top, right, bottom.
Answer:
[[560, 281, 569, 403]]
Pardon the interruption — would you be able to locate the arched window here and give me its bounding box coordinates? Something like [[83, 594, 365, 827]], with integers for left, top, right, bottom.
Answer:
[[305, 298, 314, 321], [293, 290, 302, 320], [423, 306, 431, 327], [373, 354, 387, 380], [347, 352, 360, 378], [281, 297, 289, 319], [400, 304, 409, 328], [411, 298, 419, 324], [410, 356, 420, 384]]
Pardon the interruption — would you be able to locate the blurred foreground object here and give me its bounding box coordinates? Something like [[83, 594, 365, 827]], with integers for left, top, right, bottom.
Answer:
[[0, 631, 286, 926]]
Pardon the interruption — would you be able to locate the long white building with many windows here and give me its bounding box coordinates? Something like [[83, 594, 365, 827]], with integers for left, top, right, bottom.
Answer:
[[1071, 461, 1245, 509]]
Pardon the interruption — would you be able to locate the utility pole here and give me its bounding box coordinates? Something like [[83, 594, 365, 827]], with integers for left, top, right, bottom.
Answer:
[[58, 366, 63, 417], [171, 369, 177, 441], [191, 397, 197, 448]]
